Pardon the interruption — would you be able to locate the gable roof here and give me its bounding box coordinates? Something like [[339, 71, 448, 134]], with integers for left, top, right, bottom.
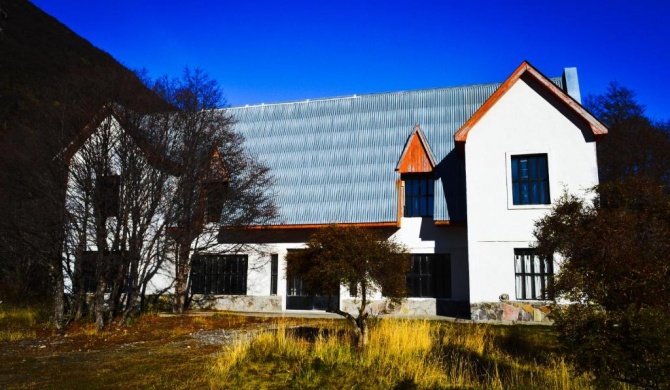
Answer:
[[228, 72, 566, 226], [454, 61, 608, 146], [395, 124, 437, 174], [61, 103, 182, 175]]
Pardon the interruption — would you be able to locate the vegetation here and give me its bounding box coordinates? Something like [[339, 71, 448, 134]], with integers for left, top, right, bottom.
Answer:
[[210, 319, 619, 390], [531, 86, 670, 389], [286, 225, 409, 347], [3, 306, 632, 390]]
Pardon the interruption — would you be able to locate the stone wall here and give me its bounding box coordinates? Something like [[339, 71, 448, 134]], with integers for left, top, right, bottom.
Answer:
[[191, 295, 282, 312], [470, 301, 552, 323]]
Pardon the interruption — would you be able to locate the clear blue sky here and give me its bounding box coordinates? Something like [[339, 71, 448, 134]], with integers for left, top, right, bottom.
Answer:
[[32, 0, 670, 121]]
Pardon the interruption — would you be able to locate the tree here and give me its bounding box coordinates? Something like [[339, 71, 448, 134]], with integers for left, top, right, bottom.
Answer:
[[584, 83, 670, 184], [286, 225, 410, 348], [534, 178, 670, 389], [149, 69, 278, 313]]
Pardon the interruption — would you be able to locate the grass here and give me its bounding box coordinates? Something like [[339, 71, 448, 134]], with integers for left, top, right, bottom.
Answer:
[[209, 319, 634, 390], [0, 306, 637, 389]]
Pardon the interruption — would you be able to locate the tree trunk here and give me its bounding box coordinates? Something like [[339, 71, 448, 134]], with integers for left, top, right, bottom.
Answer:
[[172, 242, 190, 314], [51, 257, 65, 330]]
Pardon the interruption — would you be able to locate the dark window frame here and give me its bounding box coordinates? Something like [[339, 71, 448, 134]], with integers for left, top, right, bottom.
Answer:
[[270, 254, 278, 296], [403, 174, 435, 217], [190, 254, 248, 295], [97, 174, 120, 218], [511, 154, 550, 205], [514, 248, 554, 300], [406, 254, 451, 298]]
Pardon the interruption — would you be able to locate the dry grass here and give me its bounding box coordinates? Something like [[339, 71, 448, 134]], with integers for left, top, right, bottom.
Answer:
[[209, 319, 634, 390]]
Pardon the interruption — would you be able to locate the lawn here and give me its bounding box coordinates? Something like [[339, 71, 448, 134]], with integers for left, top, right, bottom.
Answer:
[[0, 307, 633, 389]]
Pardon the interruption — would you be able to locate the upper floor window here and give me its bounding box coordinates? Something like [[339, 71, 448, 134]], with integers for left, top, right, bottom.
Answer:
[[404, 175, 434, 217], [511, 154, 549, 205], [97, 174, 120, 218]]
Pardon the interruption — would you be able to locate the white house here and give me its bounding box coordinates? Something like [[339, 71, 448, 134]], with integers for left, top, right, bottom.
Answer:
[[65, 61, 607, 321]]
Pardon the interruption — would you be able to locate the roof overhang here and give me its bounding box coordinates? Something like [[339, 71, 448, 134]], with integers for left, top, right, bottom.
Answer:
[[454, 61, 608, 154]]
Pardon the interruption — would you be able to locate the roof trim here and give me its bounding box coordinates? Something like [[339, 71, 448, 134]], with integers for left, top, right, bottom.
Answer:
[[395, 124, 437, 173], [239, 221, 400, 230], [61, 103, 182, 175], [454, 61, 608, 145]]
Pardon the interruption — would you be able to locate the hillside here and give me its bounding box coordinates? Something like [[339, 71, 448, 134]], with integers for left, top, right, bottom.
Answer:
[[0, 0, 170, 301]]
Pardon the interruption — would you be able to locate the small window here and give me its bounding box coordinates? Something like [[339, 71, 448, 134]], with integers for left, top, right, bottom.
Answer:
[[270, 254, 278, 296], [511, 154, 550, 205], [97, 175, 120, 218], [79, 250, 124, 293], [191, 254, 247, 295], [205, 181, 227, 223], [406, 254, 451, 298], [514, 249, 553, 300], [404, 175, 434, 217]]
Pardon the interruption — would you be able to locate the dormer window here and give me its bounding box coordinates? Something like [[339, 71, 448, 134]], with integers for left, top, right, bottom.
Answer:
[[403, 174, 434, 217], [204, 180, 227, 223], [396, 125, 437, 219]]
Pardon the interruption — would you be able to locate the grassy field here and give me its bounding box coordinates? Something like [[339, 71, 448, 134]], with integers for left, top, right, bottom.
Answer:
[[0, 306, 633, 389]]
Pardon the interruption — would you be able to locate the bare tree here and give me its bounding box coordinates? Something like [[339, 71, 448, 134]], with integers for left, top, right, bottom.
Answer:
[[150, 69, 278, 313]]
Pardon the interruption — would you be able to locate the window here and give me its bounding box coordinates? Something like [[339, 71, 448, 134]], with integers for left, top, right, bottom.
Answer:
[[270, 254, 278, 296], [511, 154, 550, 205], [514, 249, 553, 300], [97, 174, 120, 218], [404, 175, 434, 217], [204, 180, 227, 223], [406, 254, 451, 298], [190, 254, 247, 295]]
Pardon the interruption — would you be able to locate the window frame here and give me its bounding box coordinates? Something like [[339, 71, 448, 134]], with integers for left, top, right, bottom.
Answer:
[[270, 254, 278, 296], [190, 254, 248, 295], [406, 253, 451, 298], [403, 174, 435, 218], [506, 151, 553, 209], [514, 248, 554, 300]]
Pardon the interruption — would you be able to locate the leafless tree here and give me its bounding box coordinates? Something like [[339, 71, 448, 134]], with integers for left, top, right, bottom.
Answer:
[[150, 69, 278, 313]]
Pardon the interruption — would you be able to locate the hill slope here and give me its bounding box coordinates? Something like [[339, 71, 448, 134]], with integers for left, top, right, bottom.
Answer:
[[0, 0, 169, 301]]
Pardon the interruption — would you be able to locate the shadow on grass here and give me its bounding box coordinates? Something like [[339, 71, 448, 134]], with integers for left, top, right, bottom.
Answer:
[[287, 326, 348, 343]]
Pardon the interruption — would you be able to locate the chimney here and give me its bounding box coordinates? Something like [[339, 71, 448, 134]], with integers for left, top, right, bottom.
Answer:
[[562, 67, 581, 104]]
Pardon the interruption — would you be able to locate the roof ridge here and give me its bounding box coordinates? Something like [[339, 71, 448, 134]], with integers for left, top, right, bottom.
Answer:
[[225, 80, 516, 110]]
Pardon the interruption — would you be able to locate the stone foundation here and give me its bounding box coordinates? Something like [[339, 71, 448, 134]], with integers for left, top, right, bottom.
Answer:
[[191, 295, 282, 312], [341, 298, 441, 316], [470, 301, 552, 323]]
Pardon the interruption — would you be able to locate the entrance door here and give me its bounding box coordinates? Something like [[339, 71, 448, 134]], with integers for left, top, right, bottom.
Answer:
[[286, 275, 339, 310]]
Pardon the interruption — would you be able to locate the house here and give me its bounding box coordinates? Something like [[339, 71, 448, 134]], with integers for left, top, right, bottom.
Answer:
[[64, 61, 607, 321], [191, 60, 606, 321]]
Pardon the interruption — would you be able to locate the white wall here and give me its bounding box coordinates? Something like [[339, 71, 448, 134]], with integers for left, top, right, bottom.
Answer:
[[464, 78, 599, 303]]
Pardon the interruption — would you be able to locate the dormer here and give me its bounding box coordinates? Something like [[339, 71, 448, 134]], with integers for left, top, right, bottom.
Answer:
[[396, 125, 437, 218]]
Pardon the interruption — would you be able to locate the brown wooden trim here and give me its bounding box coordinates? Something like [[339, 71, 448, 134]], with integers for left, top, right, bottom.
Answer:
[[239, 222, 400, 230], [454, 61, 608, 145], [395, 124, 437, 173]]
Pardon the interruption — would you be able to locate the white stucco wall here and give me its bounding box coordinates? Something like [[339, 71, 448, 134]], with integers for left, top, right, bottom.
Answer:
[[464, 78, 599, 303]]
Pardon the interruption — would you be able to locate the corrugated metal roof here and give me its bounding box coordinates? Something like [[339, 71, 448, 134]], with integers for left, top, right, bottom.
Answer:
[[228, 78, 565, 225]]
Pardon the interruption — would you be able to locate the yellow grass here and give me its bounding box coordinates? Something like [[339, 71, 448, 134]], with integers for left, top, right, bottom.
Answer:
[[208, 319, 630, 390]]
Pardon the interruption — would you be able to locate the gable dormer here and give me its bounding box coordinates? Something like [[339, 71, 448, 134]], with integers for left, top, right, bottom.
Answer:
[[396, 125, 437, 219], [396, 124, 437, 174]]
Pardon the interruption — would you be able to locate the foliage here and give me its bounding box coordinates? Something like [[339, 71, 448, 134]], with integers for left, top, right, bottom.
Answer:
[[286, 225, 409, 347], [585, 83, 670, 184], [534, 178, 670, 389], [210, 319, 601, 390]]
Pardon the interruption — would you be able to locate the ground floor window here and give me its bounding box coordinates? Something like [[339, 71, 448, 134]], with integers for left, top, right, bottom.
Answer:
[[190, 254, 247, 295], [80, 250, 125, 293], [514, 248, 553, 300], [270, 254, 278, 296], [406, 254, 451, 298]]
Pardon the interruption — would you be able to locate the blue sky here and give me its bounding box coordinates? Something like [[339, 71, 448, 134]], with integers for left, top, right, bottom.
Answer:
[[32, 1, 669, 121]]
